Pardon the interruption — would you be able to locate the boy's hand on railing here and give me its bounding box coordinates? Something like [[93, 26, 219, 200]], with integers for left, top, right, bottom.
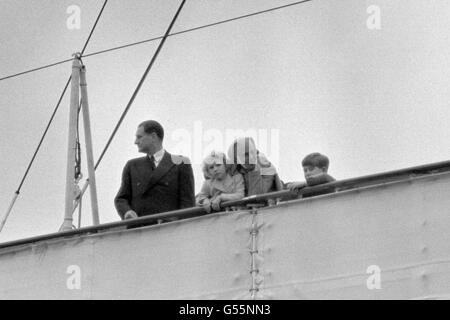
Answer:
[[124, 210, 138, 220], [286, 181, 307, 191]]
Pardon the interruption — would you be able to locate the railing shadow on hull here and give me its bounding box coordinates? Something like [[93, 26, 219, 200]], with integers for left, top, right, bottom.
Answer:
[[1, 159, 450, 251]]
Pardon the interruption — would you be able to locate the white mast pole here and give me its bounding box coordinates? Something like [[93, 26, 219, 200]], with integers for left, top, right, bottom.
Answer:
[[60, 54, 82, 232], [79, 64, 100, 225]]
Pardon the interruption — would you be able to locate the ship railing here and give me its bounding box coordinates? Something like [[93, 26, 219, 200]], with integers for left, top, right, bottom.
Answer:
[[1, 159, 450, 250]]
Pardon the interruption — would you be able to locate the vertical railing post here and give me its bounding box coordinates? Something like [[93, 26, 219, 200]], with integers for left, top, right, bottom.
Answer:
[[79, 65, 100, 225]]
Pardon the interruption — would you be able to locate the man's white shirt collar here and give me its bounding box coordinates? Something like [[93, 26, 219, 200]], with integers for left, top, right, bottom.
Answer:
[[149, 148, 165, 168]]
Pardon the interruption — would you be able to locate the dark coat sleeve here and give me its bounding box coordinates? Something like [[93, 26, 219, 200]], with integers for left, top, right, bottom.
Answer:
[[114, 161, 133, 219], [178, 160, 195, 209]]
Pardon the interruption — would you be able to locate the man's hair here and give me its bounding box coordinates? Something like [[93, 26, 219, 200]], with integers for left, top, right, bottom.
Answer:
[[302, 153, 329, 171], [138, 120, 164, 141]]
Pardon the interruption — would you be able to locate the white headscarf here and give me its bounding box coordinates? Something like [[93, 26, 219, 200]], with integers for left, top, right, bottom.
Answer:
[[227, 137, 277, 175]]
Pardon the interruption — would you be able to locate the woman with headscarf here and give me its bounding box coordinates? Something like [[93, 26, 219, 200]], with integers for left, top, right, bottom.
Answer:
[[227, 137, 283, 197]]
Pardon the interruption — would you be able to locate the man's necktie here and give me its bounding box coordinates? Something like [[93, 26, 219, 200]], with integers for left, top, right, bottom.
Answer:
[[149, 155, 156, 171]]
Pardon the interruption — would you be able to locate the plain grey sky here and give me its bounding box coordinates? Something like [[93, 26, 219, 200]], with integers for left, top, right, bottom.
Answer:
[[1, 0, 450, 242]]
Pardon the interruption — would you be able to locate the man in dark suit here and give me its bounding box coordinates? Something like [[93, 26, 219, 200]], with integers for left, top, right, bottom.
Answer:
[[114, 120, 195, 221]]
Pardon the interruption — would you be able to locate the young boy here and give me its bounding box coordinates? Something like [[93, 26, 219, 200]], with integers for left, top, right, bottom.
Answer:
[[286, 152, 336, 198]]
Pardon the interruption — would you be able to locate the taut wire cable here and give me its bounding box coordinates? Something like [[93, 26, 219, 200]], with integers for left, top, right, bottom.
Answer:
[[0, 0, 109, 233], [0, 0, 314, 82], [73, 0, 187, 213]]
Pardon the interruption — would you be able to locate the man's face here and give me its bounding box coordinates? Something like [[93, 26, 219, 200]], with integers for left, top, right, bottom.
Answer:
[[135, 126, 156, 154]]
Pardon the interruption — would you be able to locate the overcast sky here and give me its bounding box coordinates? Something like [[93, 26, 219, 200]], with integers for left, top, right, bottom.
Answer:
[[1, 0, 450, 242]]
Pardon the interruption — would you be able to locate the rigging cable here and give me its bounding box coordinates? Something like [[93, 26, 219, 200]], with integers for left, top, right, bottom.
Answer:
[[0, 0, 314, 82], [73, 0, 188, 213], [95, 0, 186, 170], [0, 0, 109, 233]]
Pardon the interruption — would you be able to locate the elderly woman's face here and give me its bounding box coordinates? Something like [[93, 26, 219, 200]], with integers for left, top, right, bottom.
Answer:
[[240, 151, 256, 171], [208, 162, 227, 180]]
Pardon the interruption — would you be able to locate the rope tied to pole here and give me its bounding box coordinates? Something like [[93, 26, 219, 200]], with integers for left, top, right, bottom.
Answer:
[[75, 99, 83, 182]]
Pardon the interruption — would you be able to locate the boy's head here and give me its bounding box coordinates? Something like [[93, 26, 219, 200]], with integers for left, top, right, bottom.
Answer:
[[301, 153, 329, 184]]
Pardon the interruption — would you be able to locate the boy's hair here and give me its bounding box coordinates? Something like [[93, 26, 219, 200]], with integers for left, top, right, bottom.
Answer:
[[302, 153, 330, 171], [202, 151, 232, 179]]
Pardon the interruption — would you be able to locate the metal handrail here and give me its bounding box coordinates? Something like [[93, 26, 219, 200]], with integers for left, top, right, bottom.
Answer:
[[1, 159, 450, 251], [0, 206, 207, 251]]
